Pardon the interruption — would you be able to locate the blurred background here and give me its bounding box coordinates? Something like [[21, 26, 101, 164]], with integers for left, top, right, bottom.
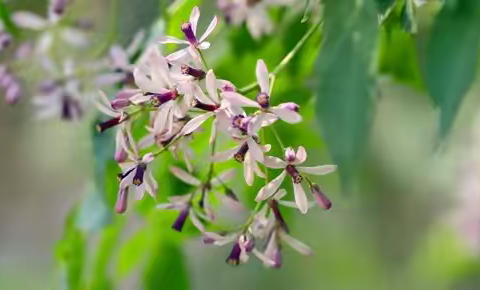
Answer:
[[2, 0, 480, 289]]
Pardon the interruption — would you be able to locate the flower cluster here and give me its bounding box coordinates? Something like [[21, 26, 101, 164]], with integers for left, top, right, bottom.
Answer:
[[96, 6, 334, 268]]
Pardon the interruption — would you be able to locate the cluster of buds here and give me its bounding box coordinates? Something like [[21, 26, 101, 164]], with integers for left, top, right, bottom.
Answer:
[[95, 6, 334, 268]]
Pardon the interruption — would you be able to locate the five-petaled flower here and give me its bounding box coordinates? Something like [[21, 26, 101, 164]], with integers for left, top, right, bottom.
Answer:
[[256, 146, 336, 213]]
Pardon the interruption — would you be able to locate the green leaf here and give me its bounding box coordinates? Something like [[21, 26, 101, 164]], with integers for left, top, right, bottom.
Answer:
[[116, 227, 150, 278], [316, 0, 379, 187], [425, 0, 480, 136], [142, 239, 190, 290], [375, 0, 396, 14], [0, 1, 19, 36]]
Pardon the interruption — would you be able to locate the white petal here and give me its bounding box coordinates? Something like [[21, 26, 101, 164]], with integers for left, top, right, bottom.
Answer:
[[244, 154, 254, 186], [193, 83, 215, 105], [158, 36, 188, 44], [256, 59, 270, 93], [293, 182, 308, 214], [135, 184, 146, 200], [252, 156, 265, 178], [133, 67, 158, 93], [279, 231, 312, 256], [247, 137, 264, 162], [199, 16, 218, 43], [252, 248, 275, 267], [166, 48, 189, 62], [190, 6, 200, 35], [109, 45, 129, 68], [181, 112, 214, 135], [197, 42, 210, 50], [248, 113, 265, 135], [206, 70, 219, 103], [94, 92, 117, 117], [295, 146, 307, 164], [153, 103, 172, 134], [270, 107, 302, 123], [255, 170, 286, 201], [142, 153, 155, 163], [189, 210, 205, 232], [95, 73, 126, 87], [12, 12, 47, 30], [273, 188, 287, 200], [170, 166, 201, 186], [60, 28, 88, 47], [211, 168, 236, 187], [262, 156, 287, 169], [222, 92, 260, 108], [129, 93, 150, 105], [126, 30, 146, 56], [211, 146, 240, 162], [297, 165, 337, 175], [261, 144, 272, 153]]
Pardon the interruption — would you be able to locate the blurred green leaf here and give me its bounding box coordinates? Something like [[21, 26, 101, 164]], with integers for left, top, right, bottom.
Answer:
[[316, 0, 378, 187], [56, 207, 86, 290], [425, 0, 480, 136], [116, 226, 150, 278], [143, 239, 190, 290], [0, 0, 19, 36], [375, 0, 396, 14]]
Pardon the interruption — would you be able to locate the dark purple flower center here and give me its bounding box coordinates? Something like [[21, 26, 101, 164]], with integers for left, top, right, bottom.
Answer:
[[234, 142, 249, 162], [148, 90, 177, 107], [133, 164, 147, 186], [61, 95, 82, 121], [181, 64, 206, 79], [226, 242, 241, 266], [181, 22, 198, 46], [192, 98, 219, 111], [256, 92, 270, 109], [96, 116, 121, 133], [286, 164, 303, 184], [172, 205, 191, 232]]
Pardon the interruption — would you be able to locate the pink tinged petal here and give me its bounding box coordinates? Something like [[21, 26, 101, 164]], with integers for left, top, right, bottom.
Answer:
[[252, 157, 265, 178], [297, 165, 337, 175], [197, 42, 210, 50], [115, 130, 127, 162], [222, 92, 260, 108], [279, 231, 312, 256], [145, 179, 157, 199], [166, 48, 189, 62], [181, 112, 214, 135], [248, 113, 265, 135], [261, 144, 272, 152], [135, 184, 146, 200], [188, 45, 202, 67], [256, 59, 270, 93], [263, 156, 286, 169], [95, 73, 126, 87], [211, 168, 236, 186], [12, 12, 47, 30], [109, 45, 129, 68], [206, 70, 219, 103], [153, 103, 172, 134], [158, 36, 189, 44], [189, 210, 205, 232], [95, 91, 117, 117], [170, 166, 201, 186], [262, 113, 278, 127], [294, 146, 307, 164], [211, 146, 240, 162], [247, 137, 264, 162], [244, 153, 254, 186], [270, 107, 302, 123], [133, 67, 157, 92], [125, 122, 139, 157], [142, 153, 155, 163], [252, 248, 276, 267], [193, 84, 215, 105], [129, 93, 150, 105], [255, 170, 287, 201], [293, 182, 308, 214], [190, 6, 201, 35], [199, 15, 218, 43], [273, 188, 287, 200]]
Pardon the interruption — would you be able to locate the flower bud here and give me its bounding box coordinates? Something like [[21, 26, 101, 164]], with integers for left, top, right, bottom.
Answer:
[[309, 183, 332, 210], [115, 188, 129, 214], [278, 102, 299, 112]]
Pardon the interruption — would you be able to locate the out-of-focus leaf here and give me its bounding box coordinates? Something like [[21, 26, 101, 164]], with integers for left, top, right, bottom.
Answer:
[[143, 238, 190, 290], [375, 0, 396, 14], [76, 188, 112, 232], [88, 220, 124, 290], [316, 0, 378, 187], [0, 0, 19, 36], [116, 226, 150, 278], [425, 0, 480, 136], [56, 207, 86, 290]]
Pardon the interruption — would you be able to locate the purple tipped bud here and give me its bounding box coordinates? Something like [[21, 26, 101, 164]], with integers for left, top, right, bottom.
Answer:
[[310, 183, 332, 210], [286, 164, 303, 184], [114, 148, 127, 163], [181, 64, 206, 79], [278, 102, 299, 112], [172, 205, 191, 232], [284, 147, 296, 163], [202, 235, 216, 244], [148, 90, 177, 107], [115, 188, 129, 214], [96, 116, 121, 133], [181, 22, 198, 46], [111, 98, 130, 110], [255, 92, 270, 109], [51, 0, 68, 16], [132, 164, 146, 186], [226, 242, 241, 266]]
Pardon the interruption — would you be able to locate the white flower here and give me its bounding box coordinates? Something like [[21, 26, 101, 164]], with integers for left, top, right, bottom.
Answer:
[[117, 153, 158, 204], [256, 146, 336, 213], [158, 6, 217, 66], [222, 59, 302, 129]]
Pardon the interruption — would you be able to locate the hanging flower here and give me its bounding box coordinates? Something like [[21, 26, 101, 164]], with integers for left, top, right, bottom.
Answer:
[[256, 146, 336, 213]]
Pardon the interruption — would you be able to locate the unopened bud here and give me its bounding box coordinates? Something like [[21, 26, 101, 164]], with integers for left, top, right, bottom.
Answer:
[[309, 183, 332, 210]]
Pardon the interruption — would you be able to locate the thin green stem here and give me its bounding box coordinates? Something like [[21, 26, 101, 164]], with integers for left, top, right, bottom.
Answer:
[[237, 21, 321, 95], [271, 125, 286, 150], [198, 49, 209, 70]]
